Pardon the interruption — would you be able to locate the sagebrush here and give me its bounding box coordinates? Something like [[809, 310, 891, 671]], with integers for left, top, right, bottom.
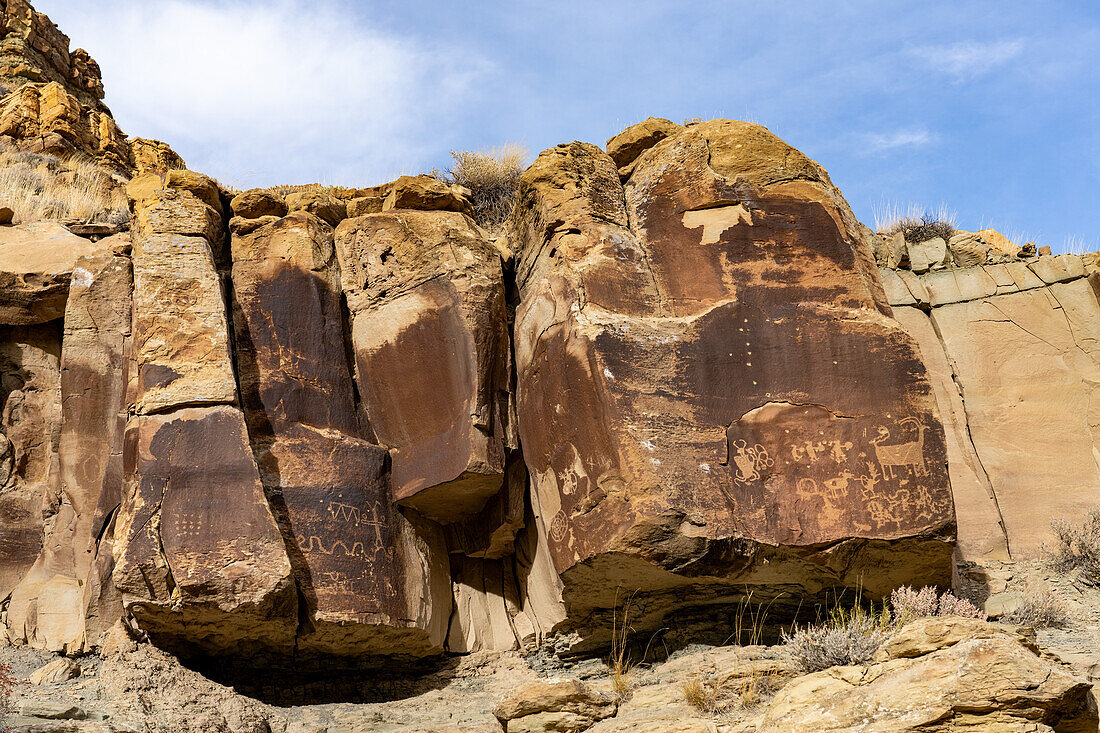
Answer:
[[437, 144, 526, 234], [0, 148, 128, 225], [784, 586, 984, 673], [1047, 507, 1100, 582], [1005, 588, 1071, 629], [782, 602, 891, 673]]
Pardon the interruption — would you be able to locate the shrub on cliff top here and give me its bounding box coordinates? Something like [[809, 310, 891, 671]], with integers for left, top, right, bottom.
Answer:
[[436, 144, 527, 234], [874, 201, 957, 243], [0, 148, 128, 225]]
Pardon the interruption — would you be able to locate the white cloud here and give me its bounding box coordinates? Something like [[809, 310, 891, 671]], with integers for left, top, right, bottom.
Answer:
[[864, 128, 936, 153], [911, 39, 1025, 82], [40, 0, 490, 186]]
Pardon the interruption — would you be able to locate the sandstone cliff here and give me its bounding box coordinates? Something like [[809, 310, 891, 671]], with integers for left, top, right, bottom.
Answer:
[[2, 9, 1100, 730]]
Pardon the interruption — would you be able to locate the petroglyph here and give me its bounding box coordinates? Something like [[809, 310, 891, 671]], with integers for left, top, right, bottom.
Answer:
[[871, 418, 929, 479], [732, 440, 772, 484]]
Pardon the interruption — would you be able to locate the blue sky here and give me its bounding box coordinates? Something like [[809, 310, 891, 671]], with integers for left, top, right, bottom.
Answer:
[[38, 0, 1100, 252]]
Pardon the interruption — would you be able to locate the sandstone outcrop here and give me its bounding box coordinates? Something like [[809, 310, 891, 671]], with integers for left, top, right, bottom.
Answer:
[[230, 210, 450, 656], [334, 209, 513, 523], [0, 81, 130, 172], [882, 254, 1100, 561], [509, 120, 954, 648], [0, 221, 109, 324], [0, 0, 105, 108], [759, 617, 1092, 731], [0, 1, 183, 176]]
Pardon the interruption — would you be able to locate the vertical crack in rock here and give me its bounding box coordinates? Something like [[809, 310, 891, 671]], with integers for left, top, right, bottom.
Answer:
[[924, 308, 1012, 560]]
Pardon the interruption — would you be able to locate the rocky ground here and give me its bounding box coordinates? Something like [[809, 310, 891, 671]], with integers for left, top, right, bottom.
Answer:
[[4, 558, 1100, 733]]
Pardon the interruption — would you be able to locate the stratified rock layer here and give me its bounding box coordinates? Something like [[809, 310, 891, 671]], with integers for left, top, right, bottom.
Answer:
[[510, 121, 954, 646]]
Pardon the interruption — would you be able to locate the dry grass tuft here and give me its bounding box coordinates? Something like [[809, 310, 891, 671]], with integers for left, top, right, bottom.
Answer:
[[608, 591, 638, 701], [679, 666, 780, 715], [437, 144, 527, 234], [679, 674, 717, 713], [0, 148, 128, 225]]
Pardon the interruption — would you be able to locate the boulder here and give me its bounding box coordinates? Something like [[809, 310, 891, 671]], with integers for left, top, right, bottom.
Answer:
[[382, 175, 474, 216], [494, 678, 617, 732], [606, 116, 682, 171], [0, 221, 108, 325], [230, 189, 287, 220], [948, 230, 1020, 268], [129, 232, 238, 414], [0, 323, 61, 641], [230, 212, 450, 656], [112, 406, 297, 655], [126, 172, 235, 414], [29, 657, 80, 685], [759, 618, 1092, 732], [907, 237, 947, 273], [228, 214, 279, 236], [347, 193, 385, 217], [334, 211, 513, 523], [127, 171, 224, 250], [509, 122, 953, 649], [4, 250, 132, 652], [284, 189, 345, 226]]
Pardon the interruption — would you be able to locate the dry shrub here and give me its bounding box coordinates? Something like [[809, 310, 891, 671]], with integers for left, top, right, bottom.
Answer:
[[890, 585, 984, 623], [889, 585, 939, 623], [936, 592, 985, 619], [1005, 588, 1071, 629], [874, 201, 957, 243], [0, 148, 128, 224], [1048, 508, 1100, 582], [781, 603, 891, 673], [439, 144, 526, 234]]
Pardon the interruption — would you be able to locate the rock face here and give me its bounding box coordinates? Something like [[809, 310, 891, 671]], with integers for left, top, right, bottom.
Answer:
[[2, 64, 1094, 699], [509, 120, 954, 646], [0, 221, 109, 324], [334, 210, 512, 523], [759, 617, 1092, 732], [230, 211, 450, 656], [882, 255, 1100, 562]]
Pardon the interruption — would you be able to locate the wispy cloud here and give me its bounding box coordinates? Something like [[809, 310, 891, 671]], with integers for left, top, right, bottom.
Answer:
[[864, 128, 937, 153], [910, 39, 1025, 82], [43, 0, 491, 187]]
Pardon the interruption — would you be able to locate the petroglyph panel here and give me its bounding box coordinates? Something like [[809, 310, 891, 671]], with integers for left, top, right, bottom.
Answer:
[[726, 403, 951, 544]]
